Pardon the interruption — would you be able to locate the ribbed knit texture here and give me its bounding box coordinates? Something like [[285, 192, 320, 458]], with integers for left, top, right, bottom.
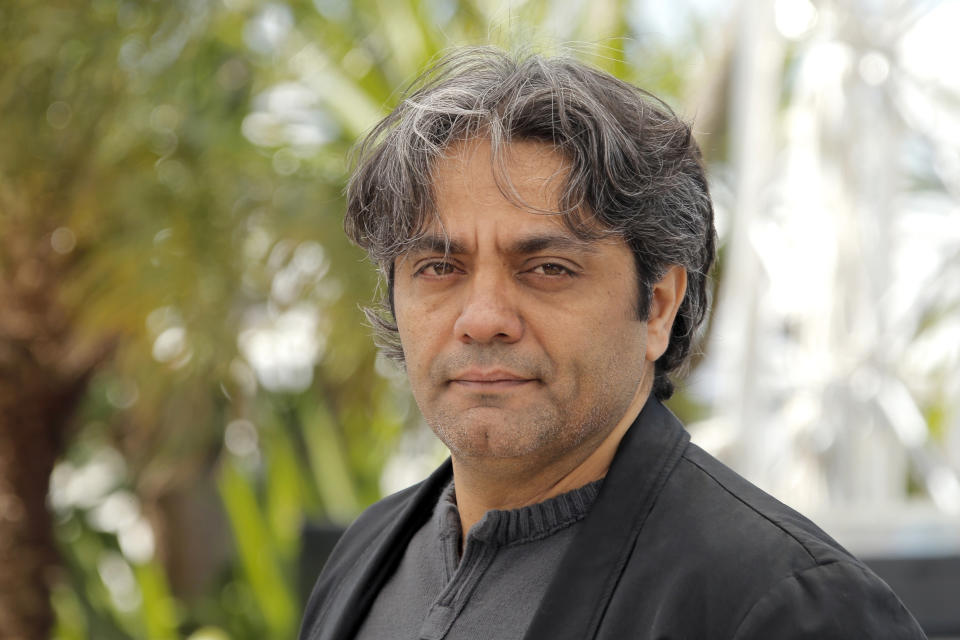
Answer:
[[354, 478, 602, 640]]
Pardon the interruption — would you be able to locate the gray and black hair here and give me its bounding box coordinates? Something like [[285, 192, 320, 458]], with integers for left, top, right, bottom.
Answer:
[[345, 47, 716, 400]]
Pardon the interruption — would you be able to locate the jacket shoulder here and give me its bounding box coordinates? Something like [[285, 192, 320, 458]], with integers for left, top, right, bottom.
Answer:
[[730, 559, 927, 638], [657, 444, 924, 637]]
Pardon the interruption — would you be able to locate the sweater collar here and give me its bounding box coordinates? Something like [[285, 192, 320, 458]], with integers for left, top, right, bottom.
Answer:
[[436, 477, 604, 553]]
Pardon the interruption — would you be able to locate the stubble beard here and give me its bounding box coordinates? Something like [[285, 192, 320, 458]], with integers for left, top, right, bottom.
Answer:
[[422, 375, 621, 468], [420, 347, 561, 460], [414, 344, 643, 468]]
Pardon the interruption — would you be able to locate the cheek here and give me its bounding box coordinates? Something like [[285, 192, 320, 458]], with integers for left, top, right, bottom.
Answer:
[[395, 301, 441, 377], [585, 314, 647, 377], [393, 283, 419, 345], [396, 313, 422, 363]]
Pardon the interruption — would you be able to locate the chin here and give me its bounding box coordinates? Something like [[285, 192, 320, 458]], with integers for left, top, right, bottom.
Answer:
[[430, 412, 564, 462]]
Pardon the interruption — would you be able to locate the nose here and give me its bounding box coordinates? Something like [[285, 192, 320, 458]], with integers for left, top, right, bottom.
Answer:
[[453, 271, 523, 345]]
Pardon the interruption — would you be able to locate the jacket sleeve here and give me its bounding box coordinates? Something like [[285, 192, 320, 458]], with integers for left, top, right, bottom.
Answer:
[[731, 560, 927, 639]]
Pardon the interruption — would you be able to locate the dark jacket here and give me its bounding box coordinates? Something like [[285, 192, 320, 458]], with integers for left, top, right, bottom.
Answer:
[[300, 399, 926, 639]]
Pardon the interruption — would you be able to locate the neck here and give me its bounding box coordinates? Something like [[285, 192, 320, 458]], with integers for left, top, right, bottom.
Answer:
[[451, 380, 652, 540]]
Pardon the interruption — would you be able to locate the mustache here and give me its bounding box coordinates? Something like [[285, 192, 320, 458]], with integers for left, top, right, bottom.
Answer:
[[430, 347, 549, 381]]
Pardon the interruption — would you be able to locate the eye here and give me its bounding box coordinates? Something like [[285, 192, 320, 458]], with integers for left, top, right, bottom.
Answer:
[[416, 261, 459, 277], [529, 262, 573, 277]]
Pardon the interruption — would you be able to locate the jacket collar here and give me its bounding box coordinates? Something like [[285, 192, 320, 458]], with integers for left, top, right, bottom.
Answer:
[[523, 397, 690, 639], [320, 459, 453, 640]]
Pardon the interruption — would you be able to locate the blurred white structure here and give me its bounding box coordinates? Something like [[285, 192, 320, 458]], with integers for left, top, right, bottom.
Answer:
[[693, 0, 960, 555]]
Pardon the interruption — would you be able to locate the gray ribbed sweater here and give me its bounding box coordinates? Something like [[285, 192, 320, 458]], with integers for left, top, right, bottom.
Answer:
[[354, 478, 602, 640]]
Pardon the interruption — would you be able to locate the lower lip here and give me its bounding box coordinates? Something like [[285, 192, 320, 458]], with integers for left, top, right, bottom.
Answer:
[[451, 379, 534, 390]]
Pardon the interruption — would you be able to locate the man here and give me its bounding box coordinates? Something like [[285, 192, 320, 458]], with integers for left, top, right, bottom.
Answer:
[[300, 48, 925, 639]]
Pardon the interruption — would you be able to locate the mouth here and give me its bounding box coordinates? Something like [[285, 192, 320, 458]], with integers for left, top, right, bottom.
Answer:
[[449, 369, 536, 389]]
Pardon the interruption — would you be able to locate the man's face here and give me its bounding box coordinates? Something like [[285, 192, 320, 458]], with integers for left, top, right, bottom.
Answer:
[[393, 139, 654, 469]]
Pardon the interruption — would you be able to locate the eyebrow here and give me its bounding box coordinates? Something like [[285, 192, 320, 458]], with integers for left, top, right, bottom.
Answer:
[[405, 234, 467, 256], [508, 234, 599, 256], [404, 232, 600, 257]]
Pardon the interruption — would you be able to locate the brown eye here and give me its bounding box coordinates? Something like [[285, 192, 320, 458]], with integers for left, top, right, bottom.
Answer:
[[532, 263, 571, 276], [419, 262, 457, 276], [433, 263, 456, 275]]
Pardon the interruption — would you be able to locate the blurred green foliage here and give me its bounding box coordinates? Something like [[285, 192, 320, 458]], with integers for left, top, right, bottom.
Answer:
[[0, 0, 704, 638]]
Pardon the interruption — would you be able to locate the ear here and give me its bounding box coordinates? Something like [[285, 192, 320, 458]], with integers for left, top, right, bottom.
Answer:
[[645, 265, 687, 362]]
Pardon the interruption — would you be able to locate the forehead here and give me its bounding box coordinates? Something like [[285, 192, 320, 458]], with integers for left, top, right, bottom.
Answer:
[[432, 137, 568, 212], [416, 138, 597, 246]]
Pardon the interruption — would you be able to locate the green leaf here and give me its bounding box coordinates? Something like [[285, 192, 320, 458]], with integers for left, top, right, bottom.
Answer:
[[218, 460, 297, 638]]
